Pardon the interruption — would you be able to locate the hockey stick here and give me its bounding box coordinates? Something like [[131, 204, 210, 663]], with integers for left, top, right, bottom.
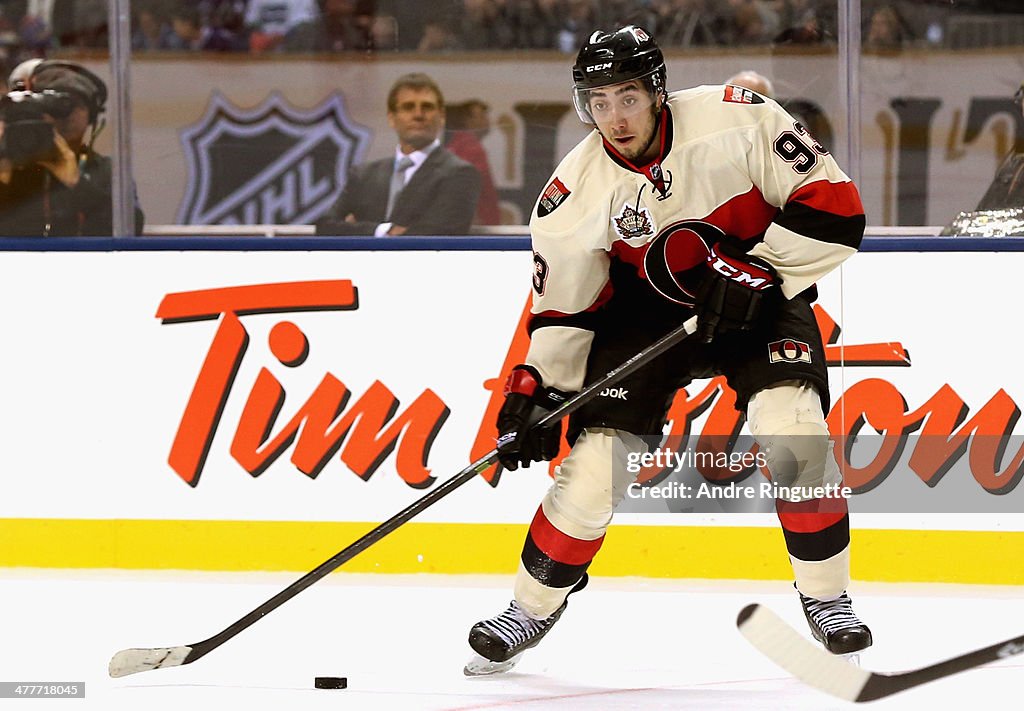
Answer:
[[737, 603, 1024, 702], [108, 315, 699, 678]]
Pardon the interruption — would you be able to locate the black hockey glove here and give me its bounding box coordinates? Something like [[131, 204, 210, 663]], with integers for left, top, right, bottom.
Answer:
[[496, 365, 569, 471], [695, 242, 778, 344]]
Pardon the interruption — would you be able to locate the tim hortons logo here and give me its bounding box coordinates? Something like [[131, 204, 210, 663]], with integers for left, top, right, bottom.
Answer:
[[177, 91, 370, 225], [471, 299, 1024, 493], [157, 280, 448, 488]]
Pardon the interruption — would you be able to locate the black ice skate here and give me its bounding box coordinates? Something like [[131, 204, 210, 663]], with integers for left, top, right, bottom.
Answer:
[[464, 574, 588, 676], [798, 586, 873, 656]]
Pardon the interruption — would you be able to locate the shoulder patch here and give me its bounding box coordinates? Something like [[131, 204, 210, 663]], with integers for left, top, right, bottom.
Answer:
[[722, 85, 766, 105], [537, 177, 571, 217]]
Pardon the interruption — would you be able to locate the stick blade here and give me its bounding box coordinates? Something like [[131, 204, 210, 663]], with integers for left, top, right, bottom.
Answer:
[[737, 603, 872, 702], [108, 646, 192, 678]]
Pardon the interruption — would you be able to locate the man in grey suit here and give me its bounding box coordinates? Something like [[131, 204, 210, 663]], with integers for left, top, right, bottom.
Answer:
[[316, 73, 482, 236]]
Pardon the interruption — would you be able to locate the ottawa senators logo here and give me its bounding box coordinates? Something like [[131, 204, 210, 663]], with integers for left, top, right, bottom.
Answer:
[[643, 220, 724, 306], [768, 339, 812, 364]]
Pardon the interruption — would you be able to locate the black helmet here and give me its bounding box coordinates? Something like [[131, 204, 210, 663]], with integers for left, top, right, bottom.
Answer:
[[572, 25, 667, 124]]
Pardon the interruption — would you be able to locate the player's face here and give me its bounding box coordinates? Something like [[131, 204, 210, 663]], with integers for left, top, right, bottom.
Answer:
[[589, 80, 660, 162], [388, 87, 445, 152]]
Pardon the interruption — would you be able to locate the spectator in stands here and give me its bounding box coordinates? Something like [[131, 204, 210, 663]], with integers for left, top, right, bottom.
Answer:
[[15, 1, 53, 53], [458, 0, 500, 50], [726, 69, 775, 98], [458, 0, 658, 52], [649, 0, 721, 48], [773, 2, 832, 45], [864, 6, 911, 50], [245, 0, 319, 53], [558, 0, 598, 53], [0, 3, 18, 33], [316, 73, 481, 236], [0, 59, 145, 236], [132, 6, 175, 51], [600, 0, 651, 28], [368, 11, 396, 50], [731, 0, 775, 45], [457, 0, 544, 51], [418, 19, 462, 52], [527, 0, 565, 49], [285, 0, 374, 52], [51, 0, 107, 48], [168, 4, 242, 51], [446, 99, 500, 225], [200, 0, 249, 49]]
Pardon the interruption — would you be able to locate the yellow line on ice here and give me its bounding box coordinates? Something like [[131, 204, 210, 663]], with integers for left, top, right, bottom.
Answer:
[[1, 519, 1021, 585]]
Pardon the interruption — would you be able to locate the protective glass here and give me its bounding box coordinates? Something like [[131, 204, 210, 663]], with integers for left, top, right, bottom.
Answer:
[[573, 69, 660, 125]]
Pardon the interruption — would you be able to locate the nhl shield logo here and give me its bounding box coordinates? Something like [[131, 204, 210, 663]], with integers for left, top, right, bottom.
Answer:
[[177, 91, 371, 225]]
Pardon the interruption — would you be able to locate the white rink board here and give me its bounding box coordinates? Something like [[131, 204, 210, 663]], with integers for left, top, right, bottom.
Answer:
[[0, 249, 1022, 531]]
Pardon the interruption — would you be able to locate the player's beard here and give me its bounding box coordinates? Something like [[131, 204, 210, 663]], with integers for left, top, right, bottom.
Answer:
[[617, 107, 661, 162]]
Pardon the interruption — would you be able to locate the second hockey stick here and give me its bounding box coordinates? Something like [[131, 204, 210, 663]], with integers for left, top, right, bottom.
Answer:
[[109, 315, 699, 678], [737, 603, 1024, 702]]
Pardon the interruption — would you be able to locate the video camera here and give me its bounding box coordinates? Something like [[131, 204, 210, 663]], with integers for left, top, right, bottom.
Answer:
[[0, 89, 76, 168]]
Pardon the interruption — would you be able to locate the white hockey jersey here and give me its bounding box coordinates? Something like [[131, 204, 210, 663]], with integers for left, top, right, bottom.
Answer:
[[525, 84, 865, 393]]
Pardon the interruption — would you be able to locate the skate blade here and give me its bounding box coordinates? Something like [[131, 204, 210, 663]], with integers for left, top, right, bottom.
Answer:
[[840, 652, 861, 667], [463, 652, 524, 676]]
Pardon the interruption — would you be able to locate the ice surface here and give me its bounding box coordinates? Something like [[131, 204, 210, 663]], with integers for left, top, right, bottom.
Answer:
[[2, 569, 1021, 709]]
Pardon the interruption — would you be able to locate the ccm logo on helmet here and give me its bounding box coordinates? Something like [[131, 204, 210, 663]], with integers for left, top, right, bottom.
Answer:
[[586, 63, 612, 72]]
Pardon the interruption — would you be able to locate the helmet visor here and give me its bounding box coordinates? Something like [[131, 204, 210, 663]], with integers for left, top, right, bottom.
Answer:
[[573, 71, 659, 125]]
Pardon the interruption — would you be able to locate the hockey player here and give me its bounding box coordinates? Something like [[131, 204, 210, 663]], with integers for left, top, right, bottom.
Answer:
[[465, 25, 872, 675]]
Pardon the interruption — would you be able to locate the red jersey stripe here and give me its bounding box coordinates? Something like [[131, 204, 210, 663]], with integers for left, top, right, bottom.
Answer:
[[704, 184, 779, 239], [776, 496, 849, 534], [788, 179, 865, 218], [528, 507, 605, 565]]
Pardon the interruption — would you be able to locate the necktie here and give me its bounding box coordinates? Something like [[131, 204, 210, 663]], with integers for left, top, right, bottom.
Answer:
[[386, 156, 414, 220]]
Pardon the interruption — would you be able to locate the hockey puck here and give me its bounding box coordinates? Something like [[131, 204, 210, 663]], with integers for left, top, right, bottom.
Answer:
[[314, 676, 347, 689]]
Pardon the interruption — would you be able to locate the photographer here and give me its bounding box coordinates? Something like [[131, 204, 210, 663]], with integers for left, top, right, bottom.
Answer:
[[0, 59, 144, 237]]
